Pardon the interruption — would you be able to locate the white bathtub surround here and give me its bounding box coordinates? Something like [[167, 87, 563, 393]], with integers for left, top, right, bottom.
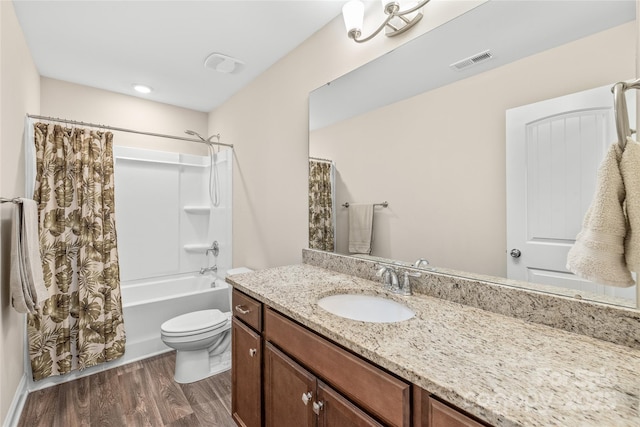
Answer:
[[113, 146, 233, 281], [113, 145, 234, 367]]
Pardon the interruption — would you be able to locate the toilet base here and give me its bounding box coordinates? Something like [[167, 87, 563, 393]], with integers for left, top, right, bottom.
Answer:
[[174, 348, 231, 384]]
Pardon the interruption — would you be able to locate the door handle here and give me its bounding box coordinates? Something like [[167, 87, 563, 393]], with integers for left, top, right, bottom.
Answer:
[[510, 249, 522, 258]]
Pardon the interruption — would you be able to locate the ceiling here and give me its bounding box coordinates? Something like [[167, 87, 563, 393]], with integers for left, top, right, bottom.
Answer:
[[12, 0, 346, 112]]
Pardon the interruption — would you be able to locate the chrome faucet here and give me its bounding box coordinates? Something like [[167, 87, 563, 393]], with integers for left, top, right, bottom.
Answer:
[[413, 258, 430, 268], [199, 265, 218, 275], [376, 266, 399, 292]]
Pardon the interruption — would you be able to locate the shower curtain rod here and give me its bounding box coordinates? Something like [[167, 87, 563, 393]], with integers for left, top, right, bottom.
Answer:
[[26, 114, 233, 149], [309, 156, 333, 163]]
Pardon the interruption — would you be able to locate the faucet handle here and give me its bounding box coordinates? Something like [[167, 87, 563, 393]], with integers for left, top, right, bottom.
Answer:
[[399, 270, 421, 296], [376, 265, 398, 291], [376, 266, 388, 277], [404, 271, 421, 278]]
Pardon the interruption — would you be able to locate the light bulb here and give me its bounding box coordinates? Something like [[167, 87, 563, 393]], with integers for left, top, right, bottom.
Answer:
[[342, 0, 364, 35]]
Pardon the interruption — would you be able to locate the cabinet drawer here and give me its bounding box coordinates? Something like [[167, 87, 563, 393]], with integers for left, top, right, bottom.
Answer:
[[264, 308, 410, 427], [232, 289, 262, 331]]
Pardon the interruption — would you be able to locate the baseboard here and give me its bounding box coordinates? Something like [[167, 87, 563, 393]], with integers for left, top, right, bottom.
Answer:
[[2, 374, 28, 427]]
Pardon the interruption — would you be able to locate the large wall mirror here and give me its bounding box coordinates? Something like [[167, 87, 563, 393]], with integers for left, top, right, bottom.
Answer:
[[308, 0, 638, 308]]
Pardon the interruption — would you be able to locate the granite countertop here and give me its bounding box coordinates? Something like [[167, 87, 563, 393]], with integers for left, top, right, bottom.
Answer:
[[227, 264, 640, 427]]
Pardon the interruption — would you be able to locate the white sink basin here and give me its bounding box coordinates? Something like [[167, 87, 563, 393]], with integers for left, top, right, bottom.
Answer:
[[317, 294, 415, 323]]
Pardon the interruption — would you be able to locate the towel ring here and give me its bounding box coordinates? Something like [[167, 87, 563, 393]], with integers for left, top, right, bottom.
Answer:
[[612, 78, 640, 149]]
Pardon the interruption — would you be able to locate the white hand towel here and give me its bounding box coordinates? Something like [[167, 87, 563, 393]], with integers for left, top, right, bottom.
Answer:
[[566, 143, 634, 287], [621, 138, 640, 272], [10, 198, 48, 313], [348, 204, 374, 255]]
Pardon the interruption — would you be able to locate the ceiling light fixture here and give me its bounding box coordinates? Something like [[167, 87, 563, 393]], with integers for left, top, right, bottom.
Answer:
[[132, 84, 153, 94], [342, 0, 431, 43]]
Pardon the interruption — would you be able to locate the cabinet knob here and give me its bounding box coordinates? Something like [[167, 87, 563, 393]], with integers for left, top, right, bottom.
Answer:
[[301, 392, 312, 405], [312, 401, 324, 415], [249, 348, 257, 357], [235, 305, 251, 315]]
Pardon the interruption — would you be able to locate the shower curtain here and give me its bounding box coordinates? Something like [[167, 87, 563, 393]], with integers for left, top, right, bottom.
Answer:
[[309, 160, 335, 251], [28, 123, 125, 381]]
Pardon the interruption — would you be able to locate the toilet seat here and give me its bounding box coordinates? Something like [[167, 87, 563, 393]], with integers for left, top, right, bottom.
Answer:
[[161, 309, 229, 337]]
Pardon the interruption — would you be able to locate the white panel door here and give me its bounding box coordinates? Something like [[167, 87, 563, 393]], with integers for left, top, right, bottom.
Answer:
[[506, 84, 636, 300]]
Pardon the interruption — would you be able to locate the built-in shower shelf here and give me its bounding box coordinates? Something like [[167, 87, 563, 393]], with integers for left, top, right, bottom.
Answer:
[[183, 244, 210, 253], [183, 206, 211, 214]]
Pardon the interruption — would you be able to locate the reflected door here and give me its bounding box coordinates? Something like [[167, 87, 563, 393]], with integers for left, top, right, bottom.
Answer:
[[506, 84, 636, 300]]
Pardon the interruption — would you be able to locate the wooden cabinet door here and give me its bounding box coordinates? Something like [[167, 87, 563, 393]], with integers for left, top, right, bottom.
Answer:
[[264, 343, 315, 427], [316, 381, 383, 427], [429, 397, 487, 427], [232, 318, 262, 427]]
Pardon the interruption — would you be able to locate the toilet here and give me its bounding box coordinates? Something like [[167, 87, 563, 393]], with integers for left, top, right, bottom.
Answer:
[[160, 267, 253, 383]]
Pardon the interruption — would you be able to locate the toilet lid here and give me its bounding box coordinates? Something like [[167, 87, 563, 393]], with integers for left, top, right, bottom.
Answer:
[[161, 309, 228, 334]]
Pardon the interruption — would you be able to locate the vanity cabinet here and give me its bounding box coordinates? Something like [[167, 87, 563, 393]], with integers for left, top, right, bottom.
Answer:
[[231, 290, 263, 427], [264, 342, 383, 427], [264, 307, 410, 427], [230, 288, 492, 427]]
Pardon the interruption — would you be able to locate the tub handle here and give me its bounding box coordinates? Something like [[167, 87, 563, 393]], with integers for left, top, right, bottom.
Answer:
[[249, 348, 257, 357], [235, 305, 251, 315]]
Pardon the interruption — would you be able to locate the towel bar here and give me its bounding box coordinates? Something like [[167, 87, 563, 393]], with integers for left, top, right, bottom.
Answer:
[[342, 201, 388, 208], [0, 197, 22, 204]]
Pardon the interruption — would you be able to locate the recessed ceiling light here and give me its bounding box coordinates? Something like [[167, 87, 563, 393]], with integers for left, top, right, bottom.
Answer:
[[133, 84, 153, 94]]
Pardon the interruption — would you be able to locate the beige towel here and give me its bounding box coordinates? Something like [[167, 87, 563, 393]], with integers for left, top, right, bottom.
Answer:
[[10, 198, 48, 313], [566, 143, 634, 287], [348, 204, 374, 254], [621, 138, 640, 272]]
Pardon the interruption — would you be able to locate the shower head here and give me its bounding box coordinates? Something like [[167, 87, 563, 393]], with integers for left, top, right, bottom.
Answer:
[[185, 129, 206, 142], [185, 130, 221, 144]]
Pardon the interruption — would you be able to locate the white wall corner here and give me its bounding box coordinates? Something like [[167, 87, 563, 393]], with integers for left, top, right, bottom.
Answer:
[[2, 374, 28, 427]]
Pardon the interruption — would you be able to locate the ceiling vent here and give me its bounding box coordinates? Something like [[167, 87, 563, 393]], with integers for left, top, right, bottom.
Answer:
[[450, 50, 493, 71], [204, 53, 245, 75]]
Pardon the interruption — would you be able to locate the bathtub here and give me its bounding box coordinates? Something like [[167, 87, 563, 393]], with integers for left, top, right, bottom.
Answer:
[[121, 274, 231, 362]]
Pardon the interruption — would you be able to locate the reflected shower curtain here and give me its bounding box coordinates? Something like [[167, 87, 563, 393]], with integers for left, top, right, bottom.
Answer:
[[28, 123, 125, 380], [309, 160, 335, 251]]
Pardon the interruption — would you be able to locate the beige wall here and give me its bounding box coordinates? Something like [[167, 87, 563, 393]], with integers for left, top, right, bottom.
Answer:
[[41, 78, 209, 155], [208, 1, 485, 270], [0, 0, 40, 423], [310, 22, 636, 277]]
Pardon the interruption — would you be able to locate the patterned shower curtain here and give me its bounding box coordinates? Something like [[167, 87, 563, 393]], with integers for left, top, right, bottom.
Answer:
[[309, 160, 335, 251], [28, 123, 125, 381]]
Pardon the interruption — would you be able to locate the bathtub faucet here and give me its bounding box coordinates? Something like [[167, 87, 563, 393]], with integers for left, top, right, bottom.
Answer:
[[199, 265, 218, 275]]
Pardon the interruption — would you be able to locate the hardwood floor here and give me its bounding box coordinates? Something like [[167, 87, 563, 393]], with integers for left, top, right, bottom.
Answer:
[[18, 352, 235, 427]]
